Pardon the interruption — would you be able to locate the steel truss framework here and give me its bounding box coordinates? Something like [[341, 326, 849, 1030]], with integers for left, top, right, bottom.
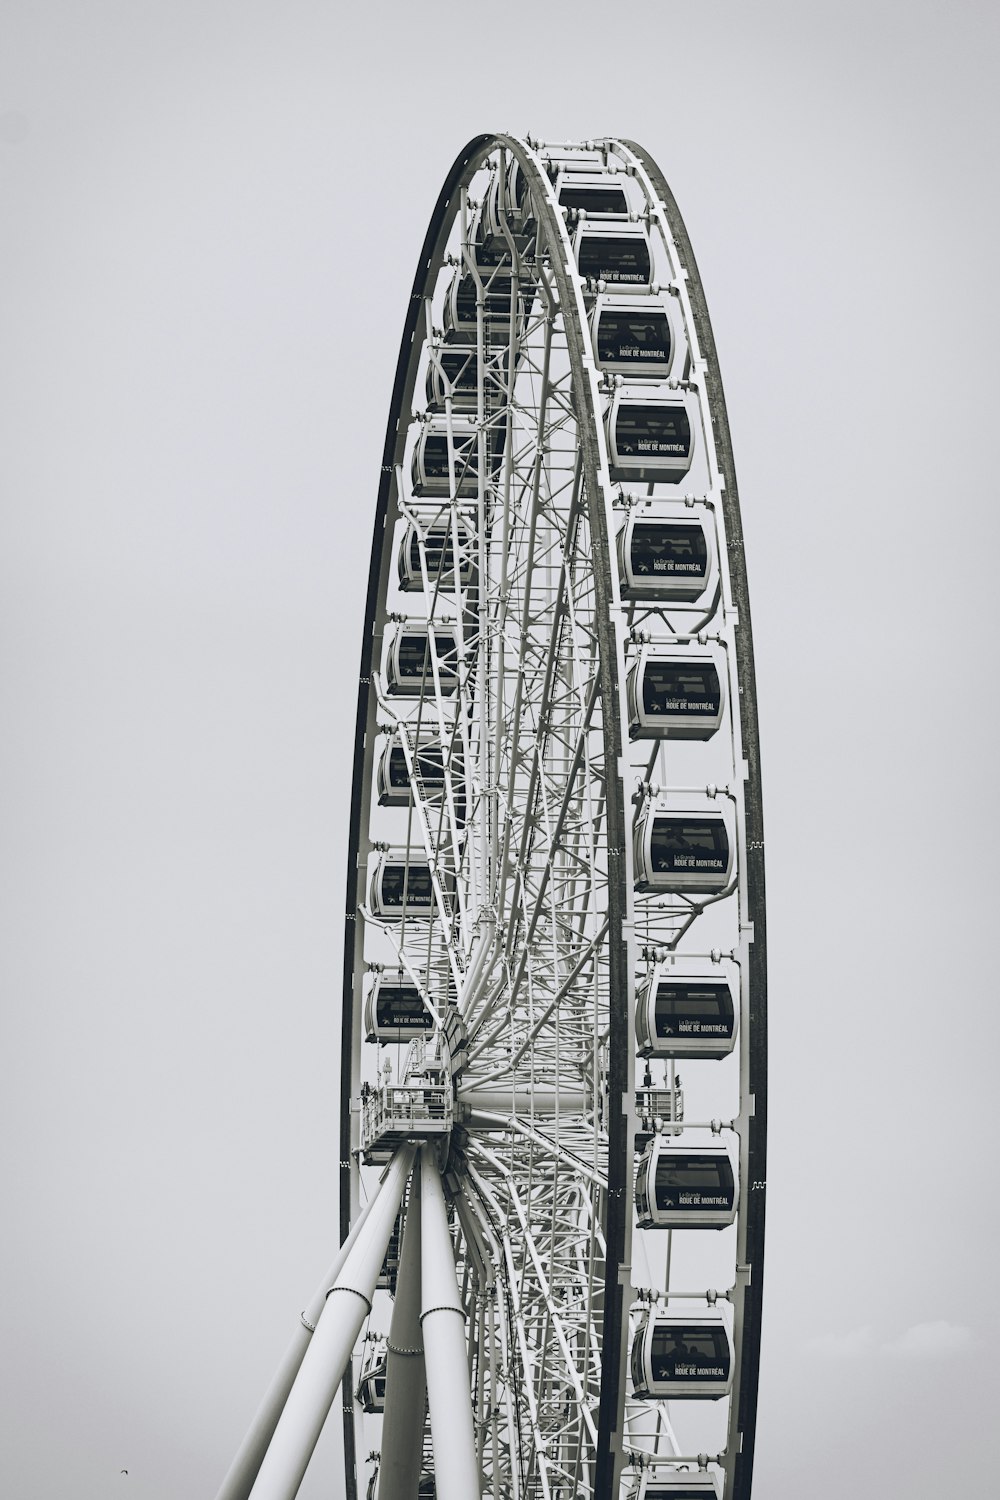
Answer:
[[215, 134, 766, 1500]]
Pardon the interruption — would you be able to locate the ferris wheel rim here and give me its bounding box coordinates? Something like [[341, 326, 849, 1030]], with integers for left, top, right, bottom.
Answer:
[[337, 132, 767, 1500]]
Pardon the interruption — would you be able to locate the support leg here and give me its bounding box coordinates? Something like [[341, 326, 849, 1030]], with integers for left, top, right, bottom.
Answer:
[[214, 1192, 382, 1500], [419, 1148, 481, 1500], [248, 1145, 415, 1500], [377, 1167, 425, 1500]]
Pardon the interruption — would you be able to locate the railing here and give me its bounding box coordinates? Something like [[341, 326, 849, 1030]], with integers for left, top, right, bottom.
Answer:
[[635, 1086, 685, 1135], [360, 1083, 453, 1153]]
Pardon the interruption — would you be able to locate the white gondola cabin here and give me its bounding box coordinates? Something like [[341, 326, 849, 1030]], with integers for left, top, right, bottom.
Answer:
[[557, 172, 629, 219], [574, 222, 652, 288], [384, 626, 459, 697], [357, 1342, 387, 1413], [635, 1139, 738, 1229], [633, 803, 733, 895], [368, 848, 453, 920], [636, 967, 737, 1059], [482, 157, 535, 237], [364, 975, 435, 1043], [411, 416, 496, 498], [591, 297, 676, 379], [626, 647, 725, 741], [470, 215, 535, 271], [630, 1307, 734, 1400], [616, 510, 711, 601], [397, 516, 475, 592], [442, 268, 520, 341], [607, 389, 696, 483], [376, 735, 466, 821], [622, 1472, 722, 1500], [425, 344, 479, 410]]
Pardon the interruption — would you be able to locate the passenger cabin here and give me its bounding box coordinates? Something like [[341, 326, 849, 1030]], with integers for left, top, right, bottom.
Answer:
[[617, 512, 711, 601], [443, 268, 520, 341], [574, 222, 652, 288], [630, 1308, 734, 1400], [470, 219, 535, 271], [626, 647, 725, 741], [356, 1344, 387, 1414], [483, 157, 535, 237], [376, 736, 466, 821], [411, 417, 497, 498], [607, 390, 695, 483], [384, 627, 459, 697], [633, 805, 733, 895], [622, 1473, 722, 1500], [635, 1140, 738, 1229], [368, 848, 453, 920], [364, 976, 435, 1043], [591, 297, 675, 379], [557, 172, 629, 219], [425, 345, 479, 410], [635, 969, 737, 1059], [397, 517, 475, 593]]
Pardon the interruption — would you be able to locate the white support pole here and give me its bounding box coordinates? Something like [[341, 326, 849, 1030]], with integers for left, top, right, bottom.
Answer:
[[419, 1148, 481, 1500], [214, 1193, 382, 1500], [377, 1166, 425, 1500], [248, 1145, 415, 1500]]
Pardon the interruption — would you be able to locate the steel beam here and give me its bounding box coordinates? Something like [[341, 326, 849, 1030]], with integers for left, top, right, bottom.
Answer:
[[377, 1167, 425, 1500], [419, 1149, 480, 1500], [248, 1146, 415, 1500], [213, 1190, 385, 1500]]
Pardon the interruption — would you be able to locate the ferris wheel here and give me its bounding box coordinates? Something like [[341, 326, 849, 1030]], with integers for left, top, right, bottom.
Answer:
[[215, 134, 767, 1500]]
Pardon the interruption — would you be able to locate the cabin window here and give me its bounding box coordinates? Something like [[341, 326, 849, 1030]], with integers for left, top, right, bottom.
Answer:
[[475, 230, 532, 267], [649, 819, 729, 877], [387, 746, 410, 790], [616, 404, 691, 459], [559, 183, 628, 215], [654, 983, 734, 1038], [455, 273, 515, 322], [388, 745, 452, 791], [438, 349, 477, 389], [374, 987, 432, 1030], [654, 1155, 734, 1210], [598, 310, 671, 365], [415, 745, 447, 784], [578, 235, 651, 284], [629, 522, 708, 582], [421, 434, 477, 482], [381, 864, 434, 908], [642, 662, 720, 718], [396, 635, 458, 682], [650, 1327, 730, 1381], [407, 526, 466, 579], [631, 1331, 646, 1389]]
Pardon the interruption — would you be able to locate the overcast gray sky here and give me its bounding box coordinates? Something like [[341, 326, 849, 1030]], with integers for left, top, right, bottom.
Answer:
[[2, 3, 998, 1497]]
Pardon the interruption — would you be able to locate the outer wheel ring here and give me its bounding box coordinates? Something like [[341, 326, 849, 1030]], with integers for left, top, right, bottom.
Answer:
[[339, 134, 766, 1500]]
